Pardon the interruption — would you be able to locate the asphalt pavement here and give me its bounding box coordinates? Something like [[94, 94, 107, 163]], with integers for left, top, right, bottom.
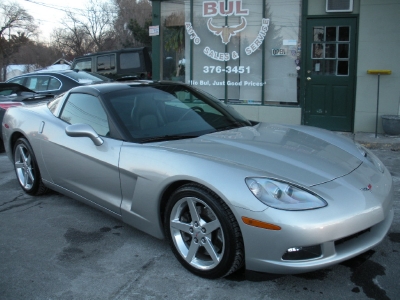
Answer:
[[0, 136, 399, 300]]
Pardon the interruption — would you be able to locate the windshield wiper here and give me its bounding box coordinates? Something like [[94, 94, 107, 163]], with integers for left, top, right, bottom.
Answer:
[[215, 122, 246, 132], [140, 135, 199, 143]]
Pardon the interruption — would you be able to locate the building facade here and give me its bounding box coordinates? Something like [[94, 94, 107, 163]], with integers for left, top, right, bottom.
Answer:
[[150, 0, 400, 133]]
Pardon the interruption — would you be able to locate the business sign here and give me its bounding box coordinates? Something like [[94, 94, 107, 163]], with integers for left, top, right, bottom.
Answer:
[[271, 49, 286, 56], [149, 26, 159, 36], [185, 0, 270, 62]]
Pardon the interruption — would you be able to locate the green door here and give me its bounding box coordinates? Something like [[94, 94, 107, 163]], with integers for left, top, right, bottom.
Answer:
[[304, 18, 357, 132]]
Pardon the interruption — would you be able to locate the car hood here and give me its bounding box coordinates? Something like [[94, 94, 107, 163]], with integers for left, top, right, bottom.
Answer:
[[157, 123, 363, 186]]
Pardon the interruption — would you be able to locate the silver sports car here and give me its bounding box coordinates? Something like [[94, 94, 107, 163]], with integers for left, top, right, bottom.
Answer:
[[2, 81, 393, 279]]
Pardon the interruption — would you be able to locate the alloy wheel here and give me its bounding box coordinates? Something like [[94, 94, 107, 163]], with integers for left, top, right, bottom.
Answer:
[[14, 143, 35, 190], [169, 196, 225, 270]]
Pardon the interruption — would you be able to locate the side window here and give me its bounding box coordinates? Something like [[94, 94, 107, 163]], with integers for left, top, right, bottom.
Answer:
[[74, 59, 92, 72], [25, 76, 50, 92], [97, 54, 115, 71], [60, 93, 109, 136], [120, 52, 140, 69], [48, 77, 61, 90], [8, 77, 25, 85]]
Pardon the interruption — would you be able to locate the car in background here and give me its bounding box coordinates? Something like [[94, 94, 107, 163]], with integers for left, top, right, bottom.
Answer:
[[0, 83, 54, 152], [6, 69, 111, 96], [1, 81, 394, 279], [71, 47, 152, 80]]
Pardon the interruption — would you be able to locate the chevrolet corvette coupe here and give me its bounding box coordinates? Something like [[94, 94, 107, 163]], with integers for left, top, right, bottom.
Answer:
[[1, 81, 393, 278]]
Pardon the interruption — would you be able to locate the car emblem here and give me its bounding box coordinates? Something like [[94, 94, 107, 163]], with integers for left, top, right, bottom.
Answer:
[[361, 184, 372, 191]]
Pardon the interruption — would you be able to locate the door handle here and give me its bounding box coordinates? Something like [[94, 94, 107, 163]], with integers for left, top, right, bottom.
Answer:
[[307, 77, 311, 81]]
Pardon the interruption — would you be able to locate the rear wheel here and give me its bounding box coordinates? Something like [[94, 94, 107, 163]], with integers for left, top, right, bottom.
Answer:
[[164, 183, 244, 278], [13, 138, 47, 195]]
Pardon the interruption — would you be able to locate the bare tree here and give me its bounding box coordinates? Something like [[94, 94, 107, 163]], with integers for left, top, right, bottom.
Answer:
[[12, 41, 64, 69], [0, 1, 37, 80], [50, 0, 118, 58], [50, 0, 153, 60], [52, 17, 94, 57], [77, 0, 117, 51], [0, 1, 37, 38]]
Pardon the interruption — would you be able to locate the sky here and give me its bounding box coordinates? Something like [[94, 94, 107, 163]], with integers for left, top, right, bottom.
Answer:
[[12, 0, 91, 41]]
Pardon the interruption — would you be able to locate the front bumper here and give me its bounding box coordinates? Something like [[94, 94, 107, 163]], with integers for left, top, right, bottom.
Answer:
[[243, 208, 393, 274], [235, 163, 394, 274]]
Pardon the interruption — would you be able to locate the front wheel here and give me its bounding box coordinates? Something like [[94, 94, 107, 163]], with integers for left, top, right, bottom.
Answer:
[[164, 184, 244, 278], [13, 138, 47, 195]]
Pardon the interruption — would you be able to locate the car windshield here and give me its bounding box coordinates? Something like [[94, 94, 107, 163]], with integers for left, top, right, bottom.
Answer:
[[62, 71, 106, 84], [104, 84, 252, 143]]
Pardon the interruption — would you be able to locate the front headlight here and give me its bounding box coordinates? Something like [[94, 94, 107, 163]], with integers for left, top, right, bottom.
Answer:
[[356, 143, 385, 173], [245, 178, 327, 211]]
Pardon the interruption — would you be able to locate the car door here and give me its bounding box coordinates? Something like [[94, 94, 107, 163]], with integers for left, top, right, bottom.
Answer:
[[25, 75, 51, 92], [40, 92, 123, 215]]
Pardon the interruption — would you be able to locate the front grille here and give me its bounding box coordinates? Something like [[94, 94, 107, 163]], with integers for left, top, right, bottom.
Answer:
[[335, 228, 371, 247]]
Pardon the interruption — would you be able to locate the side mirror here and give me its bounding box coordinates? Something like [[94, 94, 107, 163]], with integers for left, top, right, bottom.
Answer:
[[65, 123, 103, 146]]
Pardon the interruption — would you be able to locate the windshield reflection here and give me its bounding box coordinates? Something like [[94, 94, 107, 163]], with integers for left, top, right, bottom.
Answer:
[[106, 84, 252, 143]]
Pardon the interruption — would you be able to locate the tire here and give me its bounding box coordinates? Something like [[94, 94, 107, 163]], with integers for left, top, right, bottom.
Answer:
[[13, 138, 47, 195], [0, 138, 5, 153], [164, 183, 244, 278]]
